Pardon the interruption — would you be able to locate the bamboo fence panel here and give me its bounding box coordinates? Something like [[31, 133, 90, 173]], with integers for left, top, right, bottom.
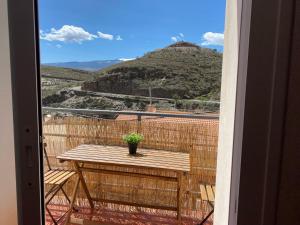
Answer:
[[43, 116, 219, 217]]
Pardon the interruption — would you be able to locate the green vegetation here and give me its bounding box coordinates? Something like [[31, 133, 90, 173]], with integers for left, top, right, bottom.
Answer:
[[40, 66, 97, 98], [123, 133, 144, 145], [41, 66, 97, 81], [83, 42, 222, 101]]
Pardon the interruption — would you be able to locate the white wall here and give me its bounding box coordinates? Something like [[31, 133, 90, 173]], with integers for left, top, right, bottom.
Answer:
[[214, 0, 242, 224], [0, 0, 18, 224]]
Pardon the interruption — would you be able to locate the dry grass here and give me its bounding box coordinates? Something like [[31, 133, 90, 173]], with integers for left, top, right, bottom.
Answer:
[[43, 116, 219, 217]]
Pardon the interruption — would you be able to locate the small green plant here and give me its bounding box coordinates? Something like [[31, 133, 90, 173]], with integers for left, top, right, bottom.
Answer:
[[122, 133, 143, 145]]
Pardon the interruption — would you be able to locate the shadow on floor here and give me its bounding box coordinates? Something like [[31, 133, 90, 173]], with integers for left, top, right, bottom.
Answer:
[[46, 203, 213, 225]]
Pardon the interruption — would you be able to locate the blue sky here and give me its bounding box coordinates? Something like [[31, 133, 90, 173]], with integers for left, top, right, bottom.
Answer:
[[39, 0, 226, 63]]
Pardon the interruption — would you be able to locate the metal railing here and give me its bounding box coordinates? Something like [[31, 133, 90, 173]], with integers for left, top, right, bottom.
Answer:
[[42, 107, 219, 120]]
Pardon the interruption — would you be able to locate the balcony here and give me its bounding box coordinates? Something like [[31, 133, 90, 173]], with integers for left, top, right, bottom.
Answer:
[[43, 108, 218, 225]]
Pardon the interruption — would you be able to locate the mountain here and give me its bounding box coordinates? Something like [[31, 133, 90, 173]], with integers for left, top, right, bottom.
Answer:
[[82, 42, 223, 100], [43, 59, 123, 71]]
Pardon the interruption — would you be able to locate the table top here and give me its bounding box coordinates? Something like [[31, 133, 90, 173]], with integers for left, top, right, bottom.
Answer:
[[57, 144, 190, 172]]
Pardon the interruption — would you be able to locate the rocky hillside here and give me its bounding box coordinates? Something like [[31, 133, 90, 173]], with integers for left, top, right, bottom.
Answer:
[[82, 42, 222, 100], [41, 66, 97, 81]]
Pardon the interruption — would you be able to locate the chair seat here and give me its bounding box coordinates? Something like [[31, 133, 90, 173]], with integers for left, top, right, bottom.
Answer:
[[199, 184, 215, 203], [198, 184, 215, 225], [44, 169, 76, 185]]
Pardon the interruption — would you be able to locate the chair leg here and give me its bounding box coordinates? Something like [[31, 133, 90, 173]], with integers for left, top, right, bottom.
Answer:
[[46, 206, 58, 225], [46, 185, 64, 205], [63, 176, 80, 225], [198, 209, 214, 225], [46, 180, 79, 224], [60, 186, 78, 212], [45, 185, 59, 199], [60, 186, 71, 203]]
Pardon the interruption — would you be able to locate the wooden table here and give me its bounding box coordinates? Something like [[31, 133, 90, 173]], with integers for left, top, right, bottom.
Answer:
[[57, 144, 190, 224]]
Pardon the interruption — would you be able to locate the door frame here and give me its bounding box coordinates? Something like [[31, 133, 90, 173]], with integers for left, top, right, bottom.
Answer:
[[6, 0, 296, 224], [7, 0, 43, 224], [223, 0, 295, 224]]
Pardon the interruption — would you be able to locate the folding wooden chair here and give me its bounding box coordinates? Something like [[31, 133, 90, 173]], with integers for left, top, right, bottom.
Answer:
[[198, 184, 215, 225], [43, 143, 77, 225]]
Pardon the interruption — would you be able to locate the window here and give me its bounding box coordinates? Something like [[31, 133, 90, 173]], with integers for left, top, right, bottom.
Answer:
[[5, 0, 295, 224]]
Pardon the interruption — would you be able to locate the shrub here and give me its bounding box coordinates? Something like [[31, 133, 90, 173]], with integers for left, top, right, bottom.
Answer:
[[122, 133, 143, 145]]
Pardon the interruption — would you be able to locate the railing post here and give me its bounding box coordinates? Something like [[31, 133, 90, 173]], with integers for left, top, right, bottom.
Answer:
[[137, 115, 142, 133]]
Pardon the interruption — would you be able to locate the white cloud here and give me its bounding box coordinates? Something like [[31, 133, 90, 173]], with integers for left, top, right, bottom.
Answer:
[[40, 25, 124, 43], [171, 36, 178, 42], [115, 35, 123, 41], [55, 44, 62, 48], [119, 58, 136, 61], [201, 32, 224, 46], [97, 31, 114, 40], [171, 33, 184, 42], [40, 25, 97, 43]]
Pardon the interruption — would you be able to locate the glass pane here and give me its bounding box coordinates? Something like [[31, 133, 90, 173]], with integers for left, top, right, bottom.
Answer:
[[39, 1, 226, 224]]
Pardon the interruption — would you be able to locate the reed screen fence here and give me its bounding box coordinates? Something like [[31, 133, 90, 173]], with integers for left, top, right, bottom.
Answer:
[[43, 116, 219, 217]]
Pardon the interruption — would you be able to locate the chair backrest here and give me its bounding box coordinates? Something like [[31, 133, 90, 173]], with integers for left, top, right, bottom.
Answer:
[[43, 142, 52, 171]]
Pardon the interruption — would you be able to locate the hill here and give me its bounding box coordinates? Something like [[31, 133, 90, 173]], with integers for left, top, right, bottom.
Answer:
[[43, 59, 122, 71], [82, 42, 223, 100], [40, 66, 96, 81]]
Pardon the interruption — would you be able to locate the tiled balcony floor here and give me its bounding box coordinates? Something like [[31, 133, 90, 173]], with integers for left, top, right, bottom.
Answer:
[[45, 203, 213, 225]]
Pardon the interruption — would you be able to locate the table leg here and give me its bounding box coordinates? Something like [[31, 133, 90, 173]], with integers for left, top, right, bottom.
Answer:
[[63, 176, 80, 225], [74, 162, 94, 208], [177, 172, 183, 224]]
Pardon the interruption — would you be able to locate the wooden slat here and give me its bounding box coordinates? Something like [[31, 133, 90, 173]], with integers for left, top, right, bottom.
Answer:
[[44, 170, 61, 182], [200, 185, 208, 201], [48, 171, 74, 185], [47, 171, 69, 184], [57, 144, 190, 172], [66, 149, 188, 163], [44, 170, 54, 177], [59, 154, 189, 172], [62, 152, 188, 167], [68, 145, 189, 162], [212, 185, 216, 194], [81, 167, 177, 182], [44, 170, 57, 179], [65, 145, 189, 160], [46, 171, 67, 184], [56, 171, 76, 185], [206, 185, 215, 202]]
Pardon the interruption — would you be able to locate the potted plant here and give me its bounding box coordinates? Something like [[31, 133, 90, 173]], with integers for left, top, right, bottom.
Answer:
[[122, 133, 143, 155]]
